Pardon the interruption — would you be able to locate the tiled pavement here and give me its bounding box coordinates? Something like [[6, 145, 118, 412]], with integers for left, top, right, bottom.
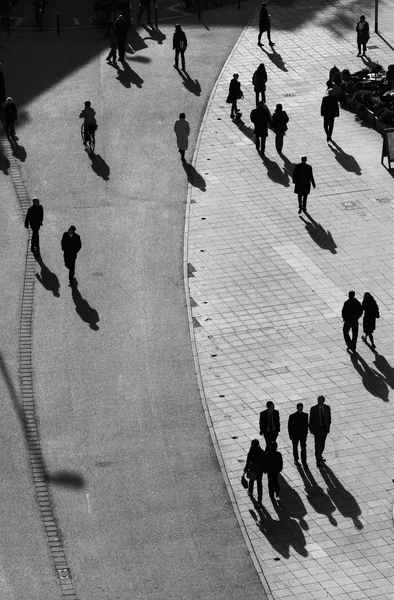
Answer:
[[186, 1, 394, 599]]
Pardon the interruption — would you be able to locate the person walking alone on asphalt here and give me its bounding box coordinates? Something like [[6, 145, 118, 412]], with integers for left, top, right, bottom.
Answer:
[[227, 73, 242, 120], [356, 15, 369, 56], [4, 96, 17, 141], [257, 3, 274, 47], [252, 63, 268, 106], [361, 292, 380, 350], [321, 88, 339, 142], [309, 396, 331, 467], [79, 100, 97, 146], [292, 156, 316, 214], [342, 290, 363, 353], [244, 439, 266, 505], [174, 113, 190, 162], [137, 0, 152, 25], [288, 403, 309, 466], [61, 226, 82, 287], [105, 20, 118, 64], [259, 400, 280, 449], [25, 198, 44, 255], [265, 441, 283, 499], [173, 24, 187, 71], [115, 13, 129, 62], [272, 103, 289, 154], [250, 100, 272, 154]]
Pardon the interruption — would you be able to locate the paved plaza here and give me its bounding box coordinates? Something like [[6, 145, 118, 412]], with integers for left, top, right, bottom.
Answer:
[[187, 0, 394, 599]]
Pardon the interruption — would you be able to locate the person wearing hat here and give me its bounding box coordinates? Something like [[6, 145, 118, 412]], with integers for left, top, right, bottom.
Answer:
[[173, 24, 187, 71], [61, 226, 82, 286], [320, 88, 339, 142], [25, 198, 44, 254]]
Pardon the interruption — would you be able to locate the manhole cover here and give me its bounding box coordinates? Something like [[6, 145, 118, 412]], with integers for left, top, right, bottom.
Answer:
[[284, 92, 296, 97], [376, 197, 391, 203], [341, 200, 357, 209]]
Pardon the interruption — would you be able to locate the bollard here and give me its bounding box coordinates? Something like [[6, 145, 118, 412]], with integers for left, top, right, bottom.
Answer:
[[375, 0, 378, 34], [154, 3, 158, 27], [57, 12, 60, 35]]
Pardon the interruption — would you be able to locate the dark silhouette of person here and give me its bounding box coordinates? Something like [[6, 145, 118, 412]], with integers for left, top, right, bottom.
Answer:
[[259, 400, 280, 449], [61, 226, 82, 287], [4, 96, 17, 141], [265, 441, 283, 499], [252, 63, 268, 106], [137, 0, 152, 25], [173, 24, 187, 71], [309, 395, 331, 467], [321, 88, 339, 142], [356, 15, 369, 56], [361, 292, 380, 350], [292, 156, 316, 214], [114, 14, 129, 62], [257, 3, 274, 47], [174, 112, 190, 162], [288, 402, 308, 466], [227, 73, 242, 120], [272, 103, 289, 154], [244, 439, 266, 505], [342, 290, 363, 352], [105, 20, 118, 64], [250, 100, 272, 154], [25, 197, 43, 254]]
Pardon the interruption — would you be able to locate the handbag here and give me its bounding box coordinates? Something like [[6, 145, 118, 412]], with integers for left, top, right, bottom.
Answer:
[[246, 470, 257, 481], [237, 90, 244, 100], [241, 474, 248, 489]]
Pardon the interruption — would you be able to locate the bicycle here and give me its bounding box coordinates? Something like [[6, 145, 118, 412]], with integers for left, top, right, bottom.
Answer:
[[81, 123, 96, 153]]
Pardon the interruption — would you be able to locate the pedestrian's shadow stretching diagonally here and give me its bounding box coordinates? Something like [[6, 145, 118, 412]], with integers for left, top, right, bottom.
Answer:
[[297, 463, 338, 526], [319, 464, 363, 529], [35, 254, 60, 297], [176, 68, 201, 96], [329, 141, 361, 175], [71, 285, 100, 330], [261, 155, 290, 187], [116, 61, 144, 88], [183, 161, 206, 191], [259, 46, 288, 72], [87, 151, 110, 181], [373, 352, 394, 390], [300, 213, 338, 253], [350, 352, 389, 402]]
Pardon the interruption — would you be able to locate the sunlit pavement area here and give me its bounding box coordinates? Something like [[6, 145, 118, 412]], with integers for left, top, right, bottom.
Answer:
[[187, 0, 394, 598]]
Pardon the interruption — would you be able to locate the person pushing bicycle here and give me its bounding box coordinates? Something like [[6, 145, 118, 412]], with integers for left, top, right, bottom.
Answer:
[[79, 101, 97, 145]]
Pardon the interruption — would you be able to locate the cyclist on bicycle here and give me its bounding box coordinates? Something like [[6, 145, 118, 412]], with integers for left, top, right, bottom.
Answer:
[[79, 101, 97, 145]]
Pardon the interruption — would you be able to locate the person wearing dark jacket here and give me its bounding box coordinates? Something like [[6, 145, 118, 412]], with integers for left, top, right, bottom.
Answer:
[[173, 24, 187, 71], [259, 400, 280, 449], [292, 156, 316, 214], [272, 103, 289, 154], [250, 100, 272, 154], [309, 396, 331, 467], [25, 198, 44, 254], [361, 292, 379, 350], [252, 63, 268, 106], [244, 439, 266, 503], [265, 441, 283, 499], [105, 20, 118, 64], [288, 403, 309, 465], [4, 96, 17, 140], [61, 226, 82, 287], [114, 14, 129, 62], [320, 88, 339, 142], [342, 290, 363, 352], [227, 74, 241, 120], [137, 0, 151, 25], [257, 3, 274, 47], [356, 15, 369, 56]]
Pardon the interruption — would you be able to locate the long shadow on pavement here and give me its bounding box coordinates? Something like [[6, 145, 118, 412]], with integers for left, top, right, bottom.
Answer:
[[35, 254, 60, 297], [278, 475, 309, 531], [141, 24, 166, 45], [234, 117, 255, 143], [11, 139, 27, 162], [319, 464, 363, 530], [183, 161, 206, 191], [297, 463, 338, 526], [71, 285, 100, 330], [0, 151, 10, 174], [45, 471, 85, 489], [350, 352, 389, 402], [176, 68, 201, 96], [115, 61, 144, 88], [329, 141, 361, 175], [261, 154, 290, 187], [0, 351, 25, 426], [373, 351, 394, 390], [87, 151, 110, 181], [300, 213, 338, 253], [259, 46, 288, 72]]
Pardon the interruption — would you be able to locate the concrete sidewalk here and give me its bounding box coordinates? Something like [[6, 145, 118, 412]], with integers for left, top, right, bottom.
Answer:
[[187, 1, 394, 599]]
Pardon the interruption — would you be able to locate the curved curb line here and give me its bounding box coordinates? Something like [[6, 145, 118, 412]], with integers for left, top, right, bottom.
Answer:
[[0, 133, 78, 600], [182, 10, 274, 600]]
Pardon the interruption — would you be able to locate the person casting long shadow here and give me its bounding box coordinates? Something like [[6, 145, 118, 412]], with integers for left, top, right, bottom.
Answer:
[[35, 254, 60, 297], [373, 352, 394, 389], [176, 68, 201, 96], [329, 141, 361, 175], [319, 464, 363, 529], [116, 61, 144, 88], [261, 155, 290, 187], [299, 214, 337, 253], [88, 152, 110, 181], [182, 161, 206, 191], [350, 352, 389, 401], [71, 285, 100, 330]]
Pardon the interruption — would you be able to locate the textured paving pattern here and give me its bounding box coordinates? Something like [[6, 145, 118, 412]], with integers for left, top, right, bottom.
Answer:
[[187, 1, 394, 598]]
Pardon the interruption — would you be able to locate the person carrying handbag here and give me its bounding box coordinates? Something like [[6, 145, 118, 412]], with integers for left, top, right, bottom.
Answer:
[[244, 439, 266, 504], [226, 73, 242, 120]]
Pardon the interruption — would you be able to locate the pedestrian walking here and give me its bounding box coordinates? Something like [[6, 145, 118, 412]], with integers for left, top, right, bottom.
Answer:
[[114, 13, 129, 62], [320, 88, 339, 142], [61, 226, 82, 287], [174, 112, 190, 162], [288, 402, 309, 466], [257, 3, 274, 47], [226, 73, 242, 120], [137, 0, 152, 24], [265, 441, 283, 499], [0, 63, 5, 110], [259, 401, 280, 449], [361, 292, 380, 350], [3, 96, 17, 141], [173, 24, 187, 71], [250, 100, 272, 154], [356, 15, 369, 56], [342, 290, 363, 353], [272, 103, 289, 154], [309, 396, 331, 467], [25, 198, 44, 254], [244, 439, 266, 504], [252, 63, 268, 106], [292, 156, 316, 214], [105, 20, 118, 64]]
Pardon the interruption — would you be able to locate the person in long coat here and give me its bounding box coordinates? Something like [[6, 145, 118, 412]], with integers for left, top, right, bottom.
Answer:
[[292, 156, 316, 214], [252, 63, 268, 106], [356, 15, 369, 57], [173, 24, 187, 71], [320, 88, 339, 142], [226, 73, 241, 120], [114, 14, 129, 62], [174, 112, 190, 162], [361, 292, 380, 349], [244, 439, 266, 504], [272, 103, 289, 154], [61, 226, 82, 287], [250, 100, 272, 154], [25, 197, 44, 254], [3, 96, 17, 140], [265, 441, 283, 499], [257, 3, 274, 47]]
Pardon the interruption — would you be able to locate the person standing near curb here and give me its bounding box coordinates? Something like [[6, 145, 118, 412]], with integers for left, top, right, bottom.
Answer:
[[252, 63, 268, 106], [361, 292, 380, 350], [227, 73, 242, 120], [173, 24, 187, 71], [25, 198, 44, 255], [257, 3, 275, 47], [342, 290, 363, 353], [356, 15, 369, 57], [244, 439, 266, 505], [115, 13, 129, 62], [250, 100, 272, 154], [309, 396, 331, 467], [265, 441, 283, 499], [174, 112, 190, 162], [61, 226, 82, 287], [272, 103, 289, 154], [320, 88, 339, 142], [292, 156, 316, 214]]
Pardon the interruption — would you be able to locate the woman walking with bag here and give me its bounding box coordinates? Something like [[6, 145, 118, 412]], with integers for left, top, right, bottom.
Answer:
[[252, 63, 267, 106], [244, 439, 266, 505], [226, 73, 242, 120], [361, 292, 380, 350]]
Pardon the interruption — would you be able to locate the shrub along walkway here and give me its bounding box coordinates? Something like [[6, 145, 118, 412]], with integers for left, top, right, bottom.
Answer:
[[186, 1, 394, 599]]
